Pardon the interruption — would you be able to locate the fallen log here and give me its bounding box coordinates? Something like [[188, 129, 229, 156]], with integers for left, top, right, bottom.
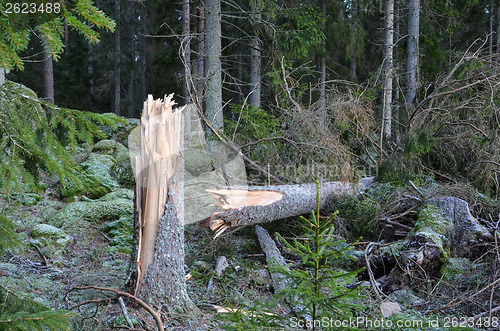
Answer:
[[199, 177, 373, 237]]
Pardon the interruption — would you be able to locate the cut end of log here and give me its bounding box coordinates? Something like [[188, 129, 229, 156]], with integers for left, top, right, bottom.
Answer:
[[206, 188, 283, 210]]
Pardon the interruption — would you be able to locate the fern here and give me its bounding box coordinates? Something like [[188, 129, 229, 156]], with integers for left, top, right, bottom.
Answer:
[[0, 285, 75, 331]]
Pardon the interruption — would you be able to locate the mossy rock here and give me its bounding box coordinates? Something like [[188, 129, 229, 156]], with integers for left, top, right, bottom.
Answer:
[[104, 215, 134, 254], [11, 193, 41, 206], [47, 193, 133, 228], [93, 139, 134, 189], [30, 224, 72, 258], [60, 154, 119, 200]]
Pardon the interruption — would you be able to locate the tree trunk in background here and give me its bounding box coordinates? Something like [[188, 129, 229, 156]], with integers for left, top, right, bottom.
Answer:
[[489, 1, 494, 55], [318, 0, 326, 126], [406, 0, 419, 109], [182, 0, 191, 104], [114, 0, 121, 116], [43, 45, 55, 104], [382, 0, 394, 139], [0, 68, 4, 86], [497, 0, 500, 53], [139, 5, 147, 113], [204, 0, 223, 132], [249, 2, 261, 108], [348, 0, 357, 82], [197, 2, 205, 105]]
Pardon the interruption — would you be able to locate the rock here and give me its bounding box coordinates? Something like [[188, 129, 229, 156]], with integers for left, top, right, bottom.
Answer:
[[47, 192, 134, 228], [215, 256, 229, 277], [30, 224, 72, 259], [61, 153, 119, 200], [104, 215, 134, 254]]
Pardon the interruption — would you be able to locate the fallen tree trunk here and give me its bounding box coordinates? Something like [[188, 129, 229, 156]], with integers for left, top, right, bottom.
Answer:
[[200, 177, 373, 236]]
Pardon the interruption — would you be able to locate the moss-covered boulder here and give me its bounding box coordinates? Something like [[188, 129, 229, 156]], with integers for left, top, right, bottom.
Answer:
[[103, 215, 134, 254], [93, 139, 134, 189], [47, 190, 134, 228], [60, 153, 119, 200], [30, 224, 72, 259]]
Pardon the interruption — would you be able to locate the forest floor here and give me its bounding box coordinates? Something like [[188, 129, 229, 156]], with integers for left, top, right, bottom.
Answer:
[[1, 138, 500, 330]]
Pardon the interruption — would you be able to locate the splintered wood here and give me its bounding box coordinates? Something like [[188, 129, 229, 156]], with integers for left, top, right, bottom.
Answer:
[[134, 94, 183, 296]]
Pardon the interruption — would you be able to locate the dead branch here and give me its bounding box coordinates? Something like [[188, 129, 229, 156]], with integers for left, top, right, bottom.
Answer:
[[67, 286, 164, 331]]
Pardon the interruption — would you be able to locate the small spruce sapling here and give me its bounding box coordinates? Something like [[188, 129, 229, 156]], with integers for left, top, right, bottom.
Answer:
[[222, 181, 364, 330]]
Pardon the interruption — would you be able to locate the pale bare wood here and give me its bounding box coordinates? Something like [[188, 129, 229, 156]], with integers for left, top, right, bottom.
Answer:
[[134, 94, 183, 296]]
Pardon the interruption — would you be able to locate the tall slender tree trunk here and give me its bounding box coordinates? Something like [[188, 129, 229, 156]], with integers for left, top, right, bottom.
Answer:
[[348, 0, 357, 82], [197, 2, 205, 105], [406, 0, 419, 109], [182, 0, 191, 104], [43, 45, 55, 104], [139, 5, 147, 114], [489, 0, 494, 55], [204, 0, 222, 132], [497, 0, 500, 53], [0, 68, 4, 86], [114, 0, 121, 116], [249, 2, 261, 108], [317, 0, 326, 126], [382, 0, 394, 139]]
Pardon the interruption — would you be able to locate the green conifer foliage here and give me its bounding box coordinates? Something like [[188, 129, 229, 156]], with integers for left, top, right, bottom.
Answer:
[[0, 0, 115, 69], [0, 284, 75, 330]]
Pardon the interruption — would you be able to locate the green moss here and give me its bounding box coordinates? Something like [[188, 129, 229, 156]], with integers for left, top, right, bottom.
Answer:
[[60, 153, 119, 199], [440, 258, 471, 282], [104, 215, 134, 254], [412, 205, 453, 238], [47, 197, 133, 228]]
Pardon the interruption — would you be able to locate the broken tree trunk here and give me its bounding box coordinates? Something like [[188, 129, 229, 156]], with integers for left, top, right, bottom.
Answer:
[[200, 177, 373, 237], [129, 94, 197, 314]]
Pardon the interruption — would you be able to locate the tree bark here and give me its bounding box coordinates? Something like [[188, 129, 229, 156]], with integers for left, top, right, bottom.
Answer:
[[0, 68, 4, 86], [489, 0, 494, 55], [406, 0, 419, 108], [382, 0, 394, 139], [197, 2, 205, 103], [318, 0, 326, 126], [114, 0, 121, 116], [497, 0, 500, 53], [43, 44, 55, 104], [249, 2, 261, 108], [182, 0, 191, 104], [204, 0, 222, 131], [131, 94, 198, 315], [201, 178, 373, 235]]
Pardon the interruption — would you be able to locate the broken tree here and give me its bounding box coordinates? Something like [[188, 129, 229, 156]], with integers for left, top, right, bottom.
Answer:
[[128, 94, 197, 315], [200, 177, 373, 236]]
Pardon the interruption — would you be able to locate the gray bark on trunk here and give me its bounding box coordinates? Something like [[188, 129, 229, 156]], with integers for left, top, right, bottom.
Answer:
[[114, 0, 121, 116], [204, 0, 222, 131], [202, 178, 373, 233], [318, 0, 326, 126], [382, 0, 394, 139], [497, 0, 500, 53], [0, 68, 4, 86], [249, 3, 261, 108], [182, 0, 191, 104], [197, 2, 205, 103], [43, 45, 55, 104], [406, 0, 419, 108]]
